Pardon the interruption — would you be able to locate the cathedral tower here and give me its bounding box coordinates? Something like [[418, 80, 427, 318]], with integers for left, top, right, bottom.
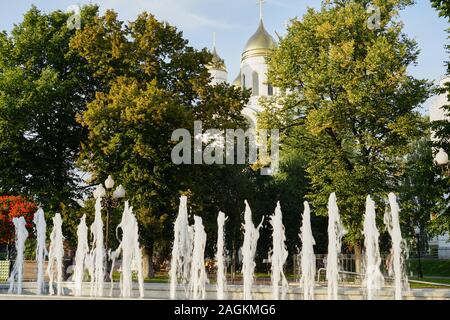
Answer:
[[207, 33, 228, 85], [235, 0, 276, 127]]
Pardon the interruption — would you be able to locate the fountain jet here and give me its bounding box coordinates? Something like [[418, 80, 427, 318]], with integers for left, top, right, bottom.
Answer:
[[241, 200, 264, 300], [385, 193, 409, 300], [299, 201, 316, 300], [189, 216, 208, 299], [47, 213, 65, 296], [33, 208, 47, 295], [73, 214, 89, 296], [111, 201, 144, 298], [216, 211, 228, 300], [326, 193, 346, 300], [169, 196, 193, 299], [270, 202, 289, 300], [363, 195, 384, 300], [90, 188, 106, 297], [8, 217, 29, 294]]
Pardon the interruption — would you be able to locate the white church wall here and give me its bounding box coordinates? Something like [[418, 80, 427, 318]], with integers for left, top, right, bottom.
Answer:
[[209, 69, 228, 85], [430, 76, 450, 126], [241, 55, 270, 99]]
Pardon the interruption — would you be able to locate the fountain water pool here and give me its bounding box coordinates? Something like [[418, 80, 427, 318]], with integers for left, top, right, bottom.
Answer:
[[0, 192, 441, 301]]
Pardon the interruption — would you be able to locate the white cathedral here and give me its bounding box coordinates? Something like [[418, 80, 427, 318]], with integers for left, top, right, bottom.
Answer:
[[206, 9, 277, 128]]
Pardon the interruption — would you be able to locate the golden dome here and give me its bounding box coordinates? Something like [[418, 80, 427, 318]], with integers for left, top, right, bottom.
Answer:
[[208, 47, 227, 72], [242, 20, 275, 60]]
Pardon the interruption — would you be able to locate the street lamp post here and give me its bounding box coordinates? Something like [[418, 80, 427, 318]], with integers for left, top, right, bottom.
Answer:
[[414, 226, 423, 279], [99, 175, 126, 279]]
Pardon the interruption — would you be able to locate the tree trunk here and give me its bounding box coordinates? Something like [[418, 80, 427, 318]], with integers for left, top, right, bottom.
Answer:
[[354, 243, 363, 274], [142, 245, 155, 278]]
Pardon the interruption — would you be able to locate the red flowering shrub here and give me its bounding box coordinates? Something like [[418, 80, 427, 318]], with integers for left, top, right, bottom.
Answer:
[[0, 196, 36, 244]]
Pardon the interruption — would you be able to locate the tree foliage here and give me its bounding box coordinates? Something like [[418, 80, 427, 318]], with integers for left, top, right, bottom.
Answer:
[[398, 137, 446, 238], [72, 10, 250, 257], [0, 6, 100, 213], [430, 0, 450, 151], [429, 0, 450, 235], [262, 0, 431, 245], [431, 0, 450, 19]]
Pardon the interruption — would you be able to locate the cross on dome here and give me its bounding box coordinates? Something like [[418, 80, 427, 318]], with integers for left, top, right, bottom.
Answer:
[[257, 0, 266, 21]]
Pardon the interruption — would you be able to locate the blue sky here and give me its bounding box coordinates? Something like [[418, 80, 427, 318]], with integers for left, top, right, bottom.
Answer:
[[0, 0, 448, 112]]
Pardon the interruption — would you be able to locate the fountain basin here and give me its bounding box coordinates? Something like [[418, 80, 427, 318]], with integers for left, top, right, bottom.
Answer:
[[0, 282, 449, 300]]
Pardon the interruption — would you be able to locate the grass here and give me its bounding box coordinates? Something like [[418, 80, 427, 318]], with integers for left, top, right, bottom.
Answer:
[[407, 259, 450, 278], [409, 277, 450, 288], [144, 273, 169, 283], [112, 271, 170, 283]]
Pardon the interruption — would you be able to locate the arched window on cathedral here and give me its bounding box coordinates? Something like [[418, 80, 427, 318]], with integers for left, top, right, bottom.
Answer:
[[268, 83, 274, 96], [242, 74, 246, 89], [252, 71, 259, 96]]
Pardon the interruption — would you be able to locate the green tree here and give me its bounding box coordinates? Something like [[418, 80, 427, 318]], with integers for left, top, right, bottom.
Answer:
[[251, 149, 329, 273], [0, 6, 100, 213], [72, 11, 250, 276], [398, 136, 444, 242], [430, 0, 450, 145], [262, 0, 431, 261], [430, 0, 450, 235], [431, 0, 450, 18]]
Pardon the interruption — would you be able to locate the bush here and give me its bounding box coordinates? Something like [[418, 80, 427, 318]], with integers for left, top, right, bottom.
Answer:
[[0, 196, 36, 244]]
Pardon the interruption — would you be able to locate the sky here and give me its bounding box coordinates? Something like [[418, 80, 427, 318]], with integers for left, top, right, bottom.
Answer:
[[0, 0, 448, 112]]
